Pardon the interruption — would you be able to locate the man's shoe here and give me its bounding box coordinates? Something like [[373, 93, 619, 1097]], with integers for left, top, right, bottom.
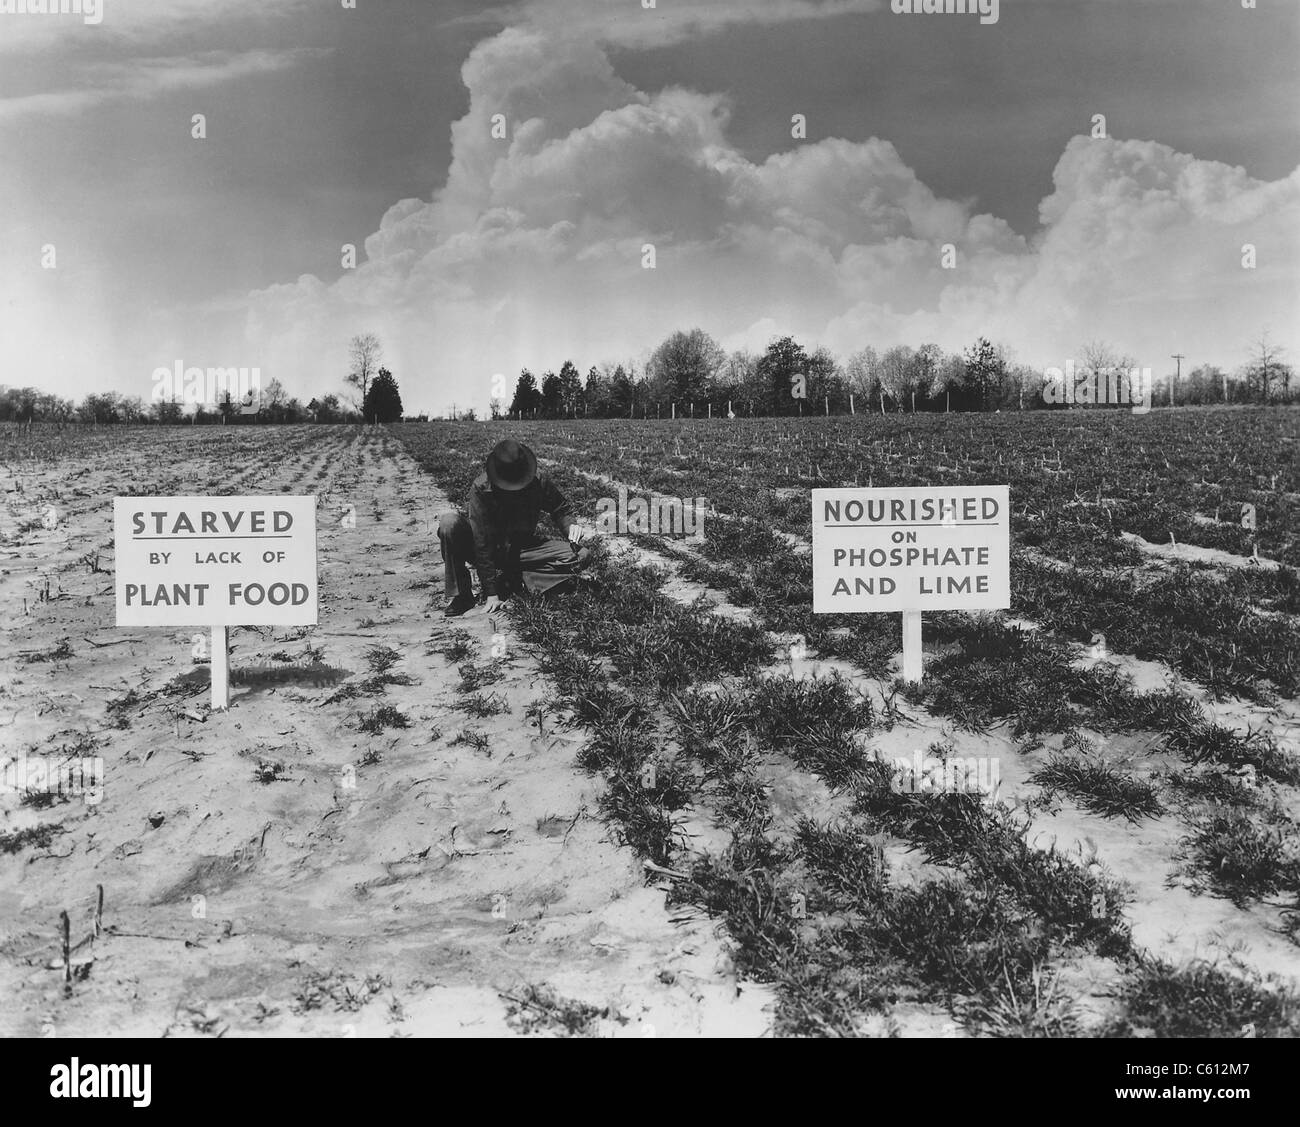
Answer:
[[443, 594, 476, 618]]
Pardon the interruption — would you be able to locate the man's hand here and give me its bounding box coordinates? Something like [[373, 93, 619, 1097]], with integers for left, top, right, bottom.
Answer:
[[482, 595, 507, 615], [569, 523, 592, 544]]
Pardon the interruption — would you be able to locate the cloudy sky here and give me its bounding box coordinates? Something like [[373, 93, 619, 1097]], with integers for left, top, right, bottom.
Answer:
[[2, 0, 1297, 414]]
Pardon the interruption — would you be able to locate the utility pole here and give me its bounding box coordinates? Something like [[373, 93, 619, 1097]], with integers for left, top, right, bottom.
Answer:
[[1170, 354, 1184, 408]]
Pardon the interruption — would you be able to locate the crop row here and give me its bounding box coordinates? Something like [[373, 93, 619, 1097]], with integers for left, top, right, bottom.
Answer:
[[484, 409, 1300, 566], [399, 425, 1300, 1036], [487, 416, 1298, 700]]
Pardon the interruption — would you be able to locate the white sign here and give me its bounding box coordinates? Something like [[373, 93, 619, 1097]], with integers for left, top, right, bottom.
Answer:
[[812, 486, 1010, 613], [114, 496, 318, 626]]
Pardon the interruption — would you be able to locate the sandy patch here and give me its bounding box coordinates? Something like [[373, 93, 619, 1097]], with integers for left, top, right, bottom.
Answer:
[[0, 427, 773, 1037]]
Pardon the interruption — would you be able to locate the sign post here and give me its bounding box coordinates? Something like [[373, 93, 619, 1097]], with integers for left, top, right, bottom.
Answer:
[[211, 625, 229, 710], [812, 486, 1010, 683], [114, 497, 318, 710], [902, 609, 923, 682]]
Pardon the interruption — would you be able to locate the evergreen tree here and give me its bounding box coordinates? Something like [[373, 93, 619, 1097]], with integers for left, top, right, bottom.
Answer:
[[584, 365, 611, 417], [609, 364, 635, 416], [540, 371, 562, 417], [558, 360, 583, 416], [509, 369, 542, 417], [363, 368, 403, 423], [962, 337, 1006, 411]]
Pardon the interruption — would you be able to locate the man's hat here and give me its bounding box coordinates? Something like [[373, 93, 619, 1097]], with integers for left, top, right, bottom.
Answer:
[[485, 439, 537, 492]]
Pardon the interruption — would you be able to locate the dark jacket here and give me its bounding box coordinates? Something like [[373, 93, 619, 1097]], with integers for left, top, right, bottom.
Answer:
[[467, 471, 574, 595]]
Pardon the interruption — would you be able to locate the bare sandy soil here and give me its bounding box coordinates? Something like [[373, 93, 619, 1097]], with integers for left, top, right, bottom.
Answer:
[[0, 427, 771, 1037]]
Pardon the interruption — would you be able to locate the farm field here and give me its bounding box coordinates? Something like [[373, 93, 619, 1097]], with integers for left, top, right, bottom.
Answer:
[[393, 407, 1300, 1036], [1, 425, 767, 1037], [2, 408, 1299, 1037]]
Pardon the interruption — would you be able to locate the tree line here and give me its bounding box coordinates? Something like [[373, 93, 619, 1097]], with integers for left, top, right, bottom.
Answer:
[[0, 385, 366, 426], [3, 327, 1292, 426], [1, 333, 406, 427], [499, 329, 1296, 418]]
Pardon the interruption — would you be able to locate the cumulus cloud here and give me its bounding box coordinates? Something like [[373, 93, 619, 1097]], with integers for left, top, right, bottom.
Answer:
[[244, 26, 1300, 410]]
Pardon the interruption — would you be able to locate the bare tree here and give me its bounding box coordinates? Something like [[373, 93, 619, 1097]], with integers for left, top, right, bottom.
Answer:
[[1079, 340, 1137, 406], [261, 378, 288, 422], [1080, 340, 1137, 374], [345, 333, 383, 411], [843, 347, 881, 412], [928, 351, 965, 413], [1244, 329, 1286, 402], [879, 345, 915, 412], [910, 343, 942, 413], [723, 349, 761, 416]]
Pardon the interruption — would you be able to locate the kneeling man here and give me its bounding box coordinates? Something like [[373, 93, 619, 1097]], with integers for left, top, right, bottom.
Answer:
[[438, 438, 587, 617]]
